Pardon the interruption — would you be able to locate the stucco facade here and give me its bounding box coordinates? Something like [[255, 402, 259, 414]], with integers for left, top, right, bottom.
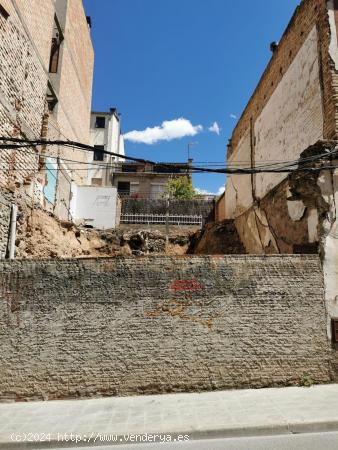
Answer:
[[89, 109, 125, 187], [112, 162, 191, 200]]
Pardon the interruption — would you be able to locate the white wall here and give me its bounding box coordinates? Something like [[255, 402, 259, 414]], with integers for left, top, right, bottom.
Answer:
[[71, 185, 118, 229], [119, 135, 125, 160], [89, 111, 124, 185], [225, 130, 253, 218], [108, 113, 120, 157]]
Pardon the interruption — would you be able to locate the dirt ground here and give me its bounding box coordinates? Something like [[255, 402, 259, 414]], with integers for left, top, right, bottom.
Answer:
[[15, 201, 198, 258]]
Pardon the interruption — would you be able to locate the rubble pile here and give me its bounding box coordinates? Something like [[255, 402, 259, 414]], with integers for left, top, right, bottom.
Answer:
[[14, 198, 193, 258]]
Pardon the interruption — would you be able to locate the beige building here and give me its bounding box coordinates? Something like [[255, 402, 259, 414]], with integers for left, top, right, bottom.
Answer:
[[112, 161, 191, 199], [0, 0, 94, 219]]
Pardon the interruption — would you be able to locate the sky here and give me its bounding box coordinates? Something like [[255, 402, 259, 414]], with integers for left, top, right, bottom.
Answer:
[[83, 0, 300, 195]]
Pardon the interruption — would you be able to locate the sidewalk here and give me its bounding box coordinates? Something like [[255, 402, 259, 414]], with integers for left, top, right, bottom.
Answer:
[[1, 384, 338, 448]]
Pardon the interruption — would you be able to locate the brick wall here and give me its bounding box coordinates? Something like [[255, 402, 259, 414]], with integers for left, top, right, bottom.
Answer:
[[0, 255, 332, 401], [0, 0, 48, 187], [55, 0, 94, 185], [0, 0, 94, 203]]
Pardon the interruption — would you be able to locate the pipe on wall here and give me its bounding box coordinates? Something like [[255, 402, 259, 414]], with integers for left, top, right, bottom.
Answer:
[[8, 204, 17, 260]]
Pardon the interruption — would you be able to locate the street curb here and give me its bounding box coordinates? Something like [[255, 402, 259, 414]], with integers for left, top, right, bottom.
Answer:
[[1, 420, 338, 448]]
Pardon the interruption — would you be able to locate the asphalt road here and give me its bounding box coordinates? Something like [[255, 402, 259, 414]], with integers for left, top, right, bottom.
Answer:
[[47, 431, 338, 450]]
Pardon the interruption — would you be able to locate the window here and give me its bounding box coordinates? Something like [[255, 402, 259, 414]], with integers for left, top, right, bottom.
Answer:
[[122, 164, 137, 173], [0, 4, 9, 19], [49, 17, 64, 74], [150, 183, 165, 199], [117, 181, 130, 196], [46, 82, 58, 112], [93, 145, 104, 161], [154, 165, 180, 174], [95, 116, 106, 128]]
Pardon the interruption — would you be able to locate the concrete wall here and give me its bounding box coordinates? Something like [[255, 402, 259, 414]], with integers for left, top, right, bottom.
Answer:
[[71, 185, 119, 229], [53, 160, 72, 221], [0, 255, 332, 401]]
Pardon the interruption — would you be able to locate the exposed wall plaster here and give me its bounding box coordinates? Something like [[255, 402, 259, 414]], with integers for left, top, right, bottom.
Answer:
[[327, 0, 338, 69]]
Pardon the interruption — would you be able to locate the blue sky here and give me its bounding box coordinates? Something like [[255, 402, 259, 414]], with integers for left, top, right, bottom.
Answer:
[[83, 0, 299, 195]]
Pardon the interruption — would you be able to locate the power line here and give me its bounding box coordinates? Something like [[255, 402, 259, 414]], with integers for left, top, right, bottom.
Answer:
[[0, 137, 338, 175]]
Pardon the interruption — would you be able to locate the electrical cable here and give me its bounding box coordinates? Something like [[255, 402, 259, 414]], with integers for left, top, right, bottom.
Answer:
[[0, 137, 338, 175]]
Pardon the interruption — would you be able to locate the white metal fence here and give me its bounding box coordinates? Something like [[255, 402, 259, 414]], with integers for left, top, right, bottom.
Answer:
[[120, 213, 203, 226]]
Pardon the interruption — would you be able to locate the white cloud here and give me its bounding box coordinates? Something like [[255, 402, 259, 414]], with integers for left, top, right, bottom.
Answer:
[[230, 113, 237, 120], [124, 118, 203, 145], [208, 121, 221, 135], [195, 185, 225, 196], [195, 188, 214, 196]]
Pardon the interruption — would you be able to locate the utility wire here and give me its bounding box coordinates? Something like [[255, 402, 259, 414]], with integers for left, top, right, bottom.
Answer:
[[1, 137, 338, 175]]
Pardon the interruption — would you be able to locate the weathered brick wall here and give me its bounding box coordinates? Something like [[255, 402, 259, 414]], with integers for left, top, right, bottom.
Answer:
[[14, 0, 55, 68], [0, 255, 332, 401], [0, 0, 93, 194], [0, 190, 14, 257], [0, 1, 47, 187]]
